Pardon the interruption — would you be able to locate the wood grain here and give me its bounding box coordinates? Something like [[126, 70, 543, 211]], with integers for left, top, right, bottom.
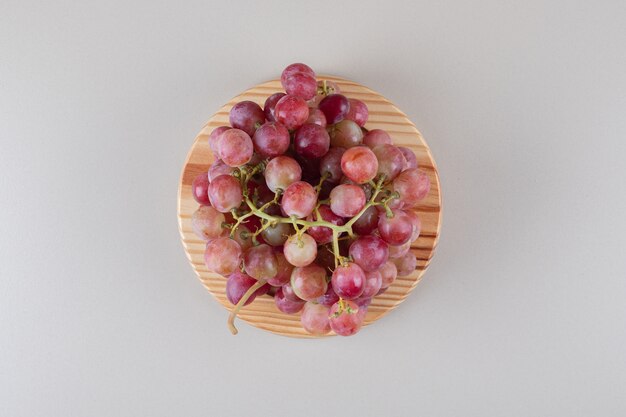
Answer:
[[177, 76, 442, 337]]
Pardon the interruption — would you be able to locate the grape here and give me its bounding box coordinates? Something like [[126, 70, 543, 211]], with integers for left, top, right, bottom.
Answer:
[[314, 247, 337, 272], [274, 287, 305, 314], [361, 270, 383, 298], [274, 95, 309, 130], [263, 92, 286, 122], [319, 147, 345, 183], [294, 124, 330, 158], [392, 168, 430, 207], [281, 63, 315, 82], [282, 72, 317, 100], [217, 129, 253, 167], [363, 129, 391, 148], [301, 302, 331, 335], [208, 159, 235, 182], [352, 205, 379, 235], [191, 172, 211, 205], [388, 241, 411, 259], [341, 146, 378, 184], [208, 174, 243, 213], [354, 296, 372, 311], [305, 108, 327, 127], [372, 144, 405, 181], [290, 264, 328, 301], [281, 282, 303, 302], [229, 101, 265, 137], [306, 204, 345, 244], [348, 235, 389, 272], [379, 261, 398, 289], [331, 262, 365, 300], [208, 126, 231, 154], [329, 300, 363, 336], [243, 244, 278, 280], [378, 209, 413, 245], [230, 222, 253, 250], [328, 119, 363, 148], [192, 205, 225, 240], [226, 271, 269, 306], [329, 184, 366, 217], [393, 253, 417, 277], [267, 252, 294, 286], [283, 233, 317, 267], [204, 237, 242, 275], [316, 285, 340, 307], [319, 94, 350, 124], [281, 181, 317, 218], [261, 222, 292, 246], [264, 156, 302, 192], [339, 177, 373, 200], [398, 146, 418, 169], [345, 99, 368, 127], [252, 122, 290, 158], [405, 210, 422, 241]]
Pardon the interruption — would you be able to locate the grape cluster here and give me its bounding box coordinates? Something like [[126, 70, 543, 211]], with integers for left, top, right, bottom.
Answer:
[[191, 63, 430, 336]]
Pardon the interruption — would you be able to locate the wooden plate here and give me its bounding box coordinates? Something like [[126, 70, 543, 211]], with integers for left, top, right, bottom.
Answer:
[[177, 76, 441, 337]]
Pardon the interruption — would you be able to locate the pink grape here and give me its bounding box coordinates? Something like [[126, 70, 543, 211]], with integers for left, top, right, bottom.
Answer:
[[192, 205, 225, 240], [306, 108, 327, 127], [191, 172, 211, 205], [208, 126, 231, 154], [329, 184, 366, 217], [274, 95, 309, 130], [341, 146, 378, 184], [378, 209, 413, 245], [361, 270, 383, 298], [282, 72, 317, 100], [281, 181, 317, 218], [218, 128, 253, 167], [281, 282, 304, 302], [267, 252, 293, 286], [263, 92, 286, 122], [393, 168, 431, 207], [261, 222, 292, 246], [229, 101, 265, 137], [352, 205, 379, 235], [264, 156, 302, 192], [301, 302, 331, 335], [294, 123, 330, 158], [281, 63, 315, 82], [372, 144, 405, 181], [208, 159, 235, 182], [388, 241, 411, 259], [283, 233, 317, 267], [328, 119, 363, 148], [306, 204, 345, 244], [208, 174, 243, 213], [226, 271, 269, 306], [329, 300, 364, 336], [379, 261, 398, 289], [274, 287, 305, 314], [319, 94, 350, 124], [393, 253, 417, 277], [399, 146, 418, 169], [348, 235, 389, 272], [363, 129, 391, 148], [244, 244, 278, 280], [230, 222, 253, 250], [204, 237, 242, 275], [316, 285, 340, 307], [252, 122, 290, 158], [405, 210, 422, 241], [290, 264, 328, 301], [345, 98, 368, 126], [331, 262, 365, 300], [319, 147, 345, 183]]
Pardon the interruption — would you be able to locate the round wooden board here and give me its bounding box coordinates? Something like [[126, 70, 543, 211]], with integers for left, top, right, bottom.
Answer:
[[177, 76, 441, 338]]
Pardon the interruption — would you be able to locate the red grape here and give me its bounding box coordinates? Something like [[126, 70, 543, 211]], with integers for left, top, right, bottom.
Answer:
[[261, 222, 292, 246], [229, 101, 265, 137], [208, 126, 231, 154], [393, 253, 417, 277], [290, 264, 328, 301], [316, 285, 340, 307], [264, 156, 302, 192], [392, 168, 430, 207], [192, 205, 225, 241], [208, 174, 243, 213], [267, 252, 293, 286], [306, 204, 345, 244], [281, 181, 317, 218], [263, 92, 286, 122], [230, 222, 253, 251], [348, 235, 389, 272], [363, 129, 391, 148], [274, 95, 309, 130], [305, 108, 327, 127], [372, 144, 405, 181], [328, 119, 363, 148], [207, 159, 235, 182], [329, 184, 366, 217], [204, 237, 242, 276], [281, 282, 303, 302], [388, 241, 411, 259], [319, 94, 350, 124], [282, 72, 317, 100], [352, 205, 379, 235], [294, 123, 330, 158], [379, 261, 398, 289], [378, 209, 413, 245], [329, 300, 363, 336], [345, 98, 368, 127], [244, 244, 278, 280], [301, 302, 331, 335], [331, 262, 365, 300], [252, 122, 290, 158], [226, 271, 269, 306], [218, 129, 253, 167], [283, 233, 317, 267], [341, 146, 378, 184], [319, 147, 345, 183], [274, 287, 305, 314], [191, 172, 211, 205], [398, 146, 418, 169], [405, 210, 422, 241], [361, 270, 382, 299], [281, 63, 315, 82]]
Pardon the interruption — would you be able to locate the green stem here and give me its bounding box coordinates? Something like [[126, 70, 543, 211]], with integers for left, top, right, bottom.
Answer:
[[228, 279, 266, 335]]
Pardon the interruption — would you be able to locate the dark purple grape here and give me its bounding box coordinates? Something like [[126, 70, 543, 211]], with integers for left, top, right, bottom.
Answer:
[[294, 124, 330, 158], [319, 94, 350, 124], [191, 172, 211, 205]]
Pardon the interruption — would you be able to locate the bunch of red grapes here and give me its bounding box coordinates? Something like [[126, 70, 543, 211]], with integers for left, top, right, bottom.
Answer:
[[190, 63, 430, 336]]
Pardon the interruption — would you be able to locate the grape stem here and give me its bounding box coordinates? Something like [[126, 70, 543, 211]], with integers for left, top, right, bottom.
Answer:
[[228, 279, 267, 335]]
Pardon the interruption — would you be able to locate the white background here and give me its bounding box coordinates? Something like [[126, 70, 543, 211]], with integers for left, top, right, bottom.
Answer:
[[2, 1, 625, 416]]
